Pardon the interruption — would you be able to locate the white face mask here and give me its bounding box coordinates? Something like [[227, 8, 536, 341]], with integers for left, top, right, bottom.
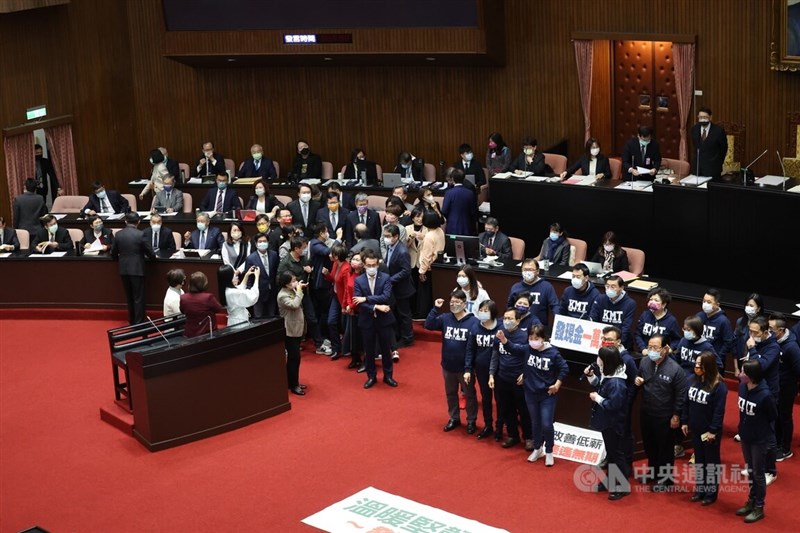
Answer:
[[366, 266, 378, 277], [603, 244, 614, 253], [522, 271, 536, 283], [702, 302, 714, 314], [456, 276, 469, 288], [571, 277, 584, 289], [476, 310, 491, 321], [744, 305, 757, 318], [590, 147, 601, 157], [300, 193, 311, 203]]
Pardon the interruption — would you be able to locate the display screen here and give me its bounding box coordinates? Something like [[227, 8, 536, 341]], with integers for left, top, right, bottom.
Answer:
[[162, 0, 478, 31]]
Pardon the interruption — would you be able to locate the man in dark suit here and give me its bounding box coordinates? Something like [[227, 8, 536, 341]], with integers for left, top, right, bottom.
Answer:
[[32, 214, 74, 254], [383, 224, 415, 347], [0, 216, 21, 252], [13, 178, 46, 236], [394, 151, 424, 180], [111, 213, 154, 325], [345, 192, 382, 247], [622, 126, 662, 180], [442, 169, 478, 236], [83, 181, 130, 215], [193, 141, 227, 178], [326, 181, 356, 211], [690, 107, 728, 180], [142, 213, 177, 258], [478, 217, 512, 262], [350, 223, 382, 258], [199, 174, 242, 214], [78, 215, 115, 253], [244, 232, 279, 318], [290, 140, 323, 180], [183, 213, 224, 253], [286, 183, 321, 235], [354, 249, 398, 388], [159, 147, 181, 183], [34, 144, 61, 207], [237, 144, 278, 181], [315, 191, 349, 236], [151, 175, 184, 213], [454, 143, 486, 188]]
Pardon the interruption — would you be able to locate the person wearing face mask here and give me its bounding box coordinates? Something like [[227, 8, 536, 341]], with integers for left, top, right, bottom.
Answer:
[[589, 275, 637, 349], [585, 346, 630, 499], [560, 138, 612, 181], [506, 259, 559, 327], [383, 224, 414, 350], [510, 137, 546, 175], [455, 265, 490, 315], [142, 213, 176, 259], [345, 192, 381, 247], [733, 293, 764, 377], [13, 178, 47, 237], [218, 264, 260, 327], [340, 251, 366, 370], [326, 181, 356, 212], [465, 300, 501, 439], [510, 294, 542, 332], [477, 217, 511, 262], [112, 213, 155, 325], [343, 148, 378, 185], [277, 271, 309, 395], [315, 191, 350, 237], [392, 185, 414, 214], [193, 141, 227, 178], [199, 174, 242, 215], [489, 309, 533, 448], [278, 225, 304, 262], [600, 326, 638, 467], [414, 189, 444, 222], [83, 181, 129, 216], [634, 334, 688, 490], [290, 140, 322, 180], [768, 314, 800, 462], [425, 290, 481, 433], [558, 263, 599, 319], [163, 268, 185, 317], [696, 288, 734, 370], [33, 143, 62, 208], [441, 168, 478, 236], [501, 324, 568, 467], [0, 216, 21, 253], [32, 214, 73, 254], [634, 288, 682, 354], [622, 126, 661, 180], [589, 231, 629, 273], [384, 196, 412, 226], [394, 151, 423, 180], [690, 107, 728, 180], [379, 205, 408, 257], [287, 184, 321, 235], [244, 232, 279, 319], [676, 316, 720, 377], [453, 143, 486, 187], [183, 213, 224, 254], [151, 175, 184, 214], [245, 180, 283, 217], [237, 144, 277, 181], [680, 352, 726, 506], [536, 222, 570, 266], [485, 132, 511, 177], [325, 244, 350, 362], [309, 223, 342, 357], [78, 215, 114, 253], [266, 209, 294, 252], [221, 222, 252, 272], [140, 148, 172, 201]]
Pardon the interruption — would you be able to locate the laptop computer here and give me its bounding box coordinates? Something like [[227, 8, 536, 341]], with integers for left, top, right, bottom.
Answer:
[[382, 173, 403, 188], [581, 261, 605, 276]]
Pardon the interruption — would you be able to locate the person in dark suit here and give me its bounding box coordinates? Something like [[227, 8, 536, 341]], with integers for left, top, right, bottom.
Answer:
[[286, 183, 321, 235], [354, 249, 398, 388], [510, 137, 547, 175], [0, 216, 21, 252], [342, 148, 379, 185], [159, 147, 181, 183], [316, 191, 349, 236], [199, 174, 242, 214], [78, 215, 115, 253], [326, 181, 356, 211], [622, 126, 661, 180], [13, 179, 46, 236], [151, 175, 184, 213], [34, 144, 61, 206], [244, 232, 279, 318], [245, 180, 283, 216], [32, 214, 74, 254], [454, 143, 486, 187], [478, 217, 512, 262], [345, 192, 382, 247], [237, 144, 278, 181], [442, 168, 478, 236], [394, 151, 424, 180], [180, 271, 226, 337], [691, 107, 728, 180], [290, 140, 323, 180], [590, 231, 629, 273], [193, 141, 227, 178], [350, 223, 382, 258], [383, 224, 415, 347], [142, 213, 176, 258], [111, 213, 154, 325], [561, 138, 613, 180], [183, 213, 224, 253], [83, 181, 130, 215]]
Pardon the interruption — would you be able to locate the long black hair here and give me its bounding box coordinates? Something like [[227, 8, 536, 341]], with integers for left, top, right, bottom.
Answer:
[[217, 264, 236, 307]]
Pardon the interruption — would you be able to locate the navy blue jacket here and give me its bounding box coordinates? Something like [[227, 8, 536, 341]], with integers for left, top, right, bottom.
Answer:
[[681, 378, 726, 434], [441, 185, 478, 236], [354, 272, 396, 328], [590, 374, 629, 433], [777, 332, 800, 388], [237, 157, 277, 180], [732, 316, 751, 362], [243, 249, 278, 303], [309, 238, 335, 290], [737, 381, 778, 444], [589, 291, 637, 348], [425, 308, 479, 372], [637, 355, 688, 419], [187, 226, 224, 253], [696, 309, 734, 363], [489, 326, 528, 382], [747, 334, 781, 400], [674, 337, 720, 375], [82, 190, 129, 215], [619, 349, 640, 405], [635, 309, 681, 352], [199, 187, 242, 213], [505, 342, 568, 395], [558, 282, 599, 319], [385, 241, 414, 299], [465, 319, 501, 372], [506, 278, 559, 326]]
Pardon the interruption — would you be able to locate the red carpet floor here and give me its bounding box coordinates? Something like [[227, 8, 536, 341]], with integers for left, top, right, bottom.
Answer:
[[2, 314, 800, 532]]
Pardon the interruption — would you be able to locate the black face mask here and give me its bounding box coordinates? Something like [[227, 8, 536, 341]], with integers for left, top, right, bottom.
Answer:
[[35, 154, 43, 160], [300, 148, 310, 157]]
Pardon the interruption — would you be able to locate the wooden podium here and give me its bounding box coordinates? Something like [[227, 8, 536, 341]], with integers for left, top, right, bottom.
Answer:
[[126, 319, 290, 451]]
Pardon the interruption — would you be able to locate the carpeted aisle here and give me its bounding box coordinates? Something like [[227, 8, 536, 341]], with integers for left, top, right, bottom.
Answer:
[[1, 315, 799, 532]]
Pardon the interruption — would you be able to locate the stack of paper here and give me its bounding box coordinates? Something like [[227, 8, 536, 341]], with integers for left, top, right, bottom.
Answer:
[[787, 184, 800, 193], [755, 175, 789, 186], [478, 202, 491, 213], [628, 279, 659, 291], [615, 181, 653, 191], [524, 175, 549, 182], [680, 175, 713, 186]]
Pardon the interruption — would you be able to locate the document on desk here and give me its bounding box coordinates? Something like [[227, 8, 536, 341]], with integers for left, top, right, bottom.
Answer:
[[87, 239, 105, 252], [98, 213, 125, 220], [52, 214, 67, 220], [187, 177, 203, 184], [680, 175, 713, 186], [29, 252, 68, 257], [524, 175, 548, 182], [787, 184, 800, 194], [492, 172, 513, 179], [557, 271, 574, 280], [159, 211, 179, 216], [755, 175, 789, 186], [128, 179, 149, 185], [615, 181, 653, 191], [0, 253, 11, 258]]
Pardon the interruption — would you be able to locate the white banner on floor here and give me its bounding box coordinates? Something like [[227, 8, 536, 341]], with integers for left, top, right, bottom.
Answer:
[[302, 486, 508, 533]]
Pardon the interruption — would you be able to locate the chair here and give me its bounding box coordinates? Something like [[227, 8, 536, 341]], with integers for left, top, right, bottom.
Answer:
[[566, 237, 587, 265], [423, 163, 436, 182], [276, 195, 293, 206], [272, 161, 281, 179], [379, 211, 386, 225], [608, 157, 622, 180], [509, 237, 526, 261], [715, 121, 746, 177], [478, 184, 489, 206], [621, 246, 646, 276], [376, 164, 384, 182], [51, 195, 89, 213], [543, 153, 568, 174], [224, 158, 236, 175], [178, 163, 191, 183], [321, 161, 334, 180], [16, 229, 30, 249], [182, 192, 193, 213], [781, 112, 800, 178], [122, 193, 138, 212], [67, 228, 83, 245], [367, 195, 386, 211], [662, 158, 690, 178], [173, 231, 182, 251]]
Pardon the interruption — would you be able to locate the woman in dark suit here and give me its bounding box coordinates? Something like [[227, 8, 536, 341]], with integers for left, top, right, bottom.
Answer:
[[245, 180, 283, 216], [561, 138, 612, 180], [536, 222, 570, 266], [180, 271, 226, 338], [590, 231, 629, 273], [510, 136, 546, 175]]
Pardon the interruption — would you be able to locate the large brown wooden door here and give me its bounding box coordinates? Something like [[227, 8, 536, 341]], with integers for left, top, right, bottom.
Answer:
[[612, 40, 681, 160]]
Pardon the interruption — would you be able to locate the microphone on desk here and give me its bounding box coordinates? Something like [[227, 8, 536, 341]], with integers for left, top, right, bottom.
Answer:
[[147, 315, 172, 348], [742, 148, 768, 186]]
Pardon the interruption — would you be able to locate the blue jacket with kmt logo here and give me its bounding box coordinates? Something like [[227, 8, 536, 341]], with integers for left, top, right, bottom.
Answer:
[[737, 381, 777, 444], [424, 308, 479, 373]]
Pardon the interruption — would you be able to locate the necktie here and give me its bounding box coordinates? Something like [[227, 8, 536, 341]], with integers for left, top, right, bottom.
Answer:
[[199, 231, 206, 249], [1, 232, 4, 245], [166, 192, 170, 204], [255, 160, 260, 171], [488, 236, 494, 249], [331, 212, 337, 230], [360, 214, 366, 225], [302, 203, 308, 226], [153, 231, 159, 250], [215, 191, 224, 212], [102, 198, 111, 213], [386, 246, 393, 265], [701, 127, 707, 141], [368, 275, 375, 294], [640, 144, 646, 160]]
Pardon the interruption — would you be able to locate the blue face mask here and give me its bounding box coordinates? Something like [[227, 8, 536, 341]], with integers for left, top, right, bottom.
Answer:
[[96, 190, 107, 199], [683, 330, 695, 341], [196, 222, 207, 231], [639, 139, 650, 147], [549, 232, 560, 241], [606, 288, 618, 300], [515, 305, 529, 314], [217, 182, 227, 190], [647, 350, 661, 361], [400, 163, 410, 169]]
